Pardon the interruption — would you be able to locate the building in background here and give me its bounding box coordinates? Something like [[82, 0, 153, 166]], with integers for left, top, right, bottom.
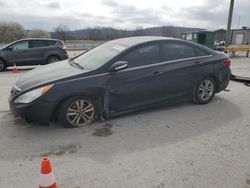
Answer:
[[181, 30, 215, 49], [230, 27, 250, 45], [214, 29, 227, 42], [181, 29, 227, 49]]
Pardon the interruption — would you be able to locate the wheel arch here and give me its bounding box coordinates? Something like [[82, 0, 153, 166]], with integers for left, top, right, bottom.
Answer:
[[0, 57, 8, 71], [196, 74, 219, 92], [207, 74, 219, 92], [51, 89, 106, 121], [0, 56, 7, 65]]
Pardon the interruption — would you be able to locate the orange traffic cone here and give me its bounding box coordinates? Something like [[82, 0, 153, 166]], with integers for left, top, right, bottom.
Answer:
[[39, 157, 57, 188], [13, 64, 19, 73]]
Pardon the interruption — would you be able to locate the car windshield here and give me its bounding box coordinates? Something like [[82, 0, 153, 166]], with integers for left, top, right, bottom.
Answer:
[[74, 42, 128, 70]]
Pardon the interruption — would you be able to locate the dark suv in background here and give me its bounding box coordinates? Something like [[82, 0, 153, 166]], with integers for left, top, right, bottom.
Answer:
[[0, 38, 68, 71]]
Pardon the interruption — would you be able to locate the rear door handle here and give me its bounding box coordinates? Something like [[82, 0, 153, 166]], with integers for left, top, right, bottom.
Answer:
[[152, 71, 162, 76], [194, 61, 201, 64]]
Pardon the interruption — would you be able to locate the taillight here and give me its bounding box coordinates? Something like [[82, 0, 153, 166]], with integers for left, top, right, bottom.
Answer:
[[57, 45, 67, 54], [222, 58, 231, 67], [58, 44, 66, 50]]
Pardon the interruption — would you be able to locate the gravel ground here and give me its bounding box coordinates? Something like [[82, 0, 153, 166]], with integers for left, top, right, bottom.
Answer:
[[231, 57, 250, 77], [0, 57, 249, 188]]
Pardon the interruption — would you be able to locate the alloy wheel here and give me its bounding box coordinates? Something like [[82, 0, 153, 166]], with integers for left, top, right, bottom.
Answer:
[[198, 80, 214, 101], [49, 57, 59, 63], [66, 99, 95, 127]]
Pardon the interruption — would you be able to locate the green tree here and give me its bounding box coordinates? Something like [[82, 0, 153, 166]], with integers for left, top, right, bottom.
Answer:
[[0, 21, 26, 43], [28, 29, 51, 38]]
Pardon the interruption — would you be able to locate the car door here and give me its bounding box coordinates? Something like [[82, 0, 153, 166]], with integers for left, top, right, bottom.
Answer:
[[155, 41, 213, 99], [6, 41, 32, 65], [29, 40, 48, 64], [107, 42, 167, 112]]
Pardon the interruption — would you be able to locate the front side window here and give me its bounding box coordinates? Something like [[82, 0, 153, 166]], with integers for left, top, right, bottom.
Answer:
[[119, 43, 161, 68], [12, 41, 29, 50]]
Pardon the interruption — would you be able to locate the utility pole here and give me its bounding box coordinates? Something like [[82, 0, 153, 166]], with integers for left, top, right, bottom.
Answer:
[[226, 0, 234, 46], [237, 16, 241, 29]]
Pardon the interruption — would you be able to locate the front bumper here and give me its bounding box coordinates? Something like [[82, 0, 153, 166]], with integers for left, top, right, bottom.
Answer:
[[9, 98, 54, 123]]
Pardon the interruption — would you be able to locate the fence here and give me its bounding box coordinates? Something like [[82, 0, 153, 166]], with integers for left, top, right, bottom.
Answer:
[[64, 40, 107, 51], [224, 45, 250, 57]]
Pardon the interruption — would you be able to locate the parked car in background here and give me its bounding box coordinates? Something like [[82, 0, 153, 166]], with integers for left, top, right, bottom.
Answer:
[[9, 36, 231, 128], [0, 38, 68, 71]]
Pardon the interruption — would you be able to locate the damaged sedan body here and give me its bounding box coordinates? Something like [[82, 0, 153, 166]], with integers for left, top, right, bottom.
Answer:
[[9, 36, 231, 128]]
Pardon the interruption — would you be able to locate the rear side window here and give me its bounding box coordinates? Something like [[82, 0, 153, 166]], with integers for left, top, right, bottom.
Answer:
[[29, 40, 58, 48], [161, 43, 196, 61], [29, 40, 47, 48], [46, 40, 57, 46], [119, 43, 161, 68], [194, 47, 211, 56], [161, 42, 211, 61]]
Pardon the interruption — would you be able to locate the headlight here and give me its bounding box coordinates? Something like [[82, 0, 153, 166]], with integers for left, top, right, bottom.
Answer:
[[14, 84, 54, 104]]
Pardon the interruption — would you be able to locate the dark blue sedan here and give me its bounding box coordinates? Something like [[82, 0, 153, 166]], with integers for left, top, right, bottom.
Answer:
[[9, 36, 231, 128]]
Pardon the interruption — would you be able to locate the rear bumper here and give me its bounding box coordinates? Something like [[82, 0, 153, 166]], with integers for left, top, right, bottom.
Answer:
[[60, 54, 69, 60], [9, 98, 54, 123], [217, 68, 231, 92]]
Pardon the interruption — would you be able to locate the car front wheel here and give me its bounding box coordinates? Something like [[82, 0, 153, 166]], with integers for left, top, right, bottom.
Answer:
[[57, 97, 99, 128], [193, 77, 216, 104], [0, 59, 7, 71]]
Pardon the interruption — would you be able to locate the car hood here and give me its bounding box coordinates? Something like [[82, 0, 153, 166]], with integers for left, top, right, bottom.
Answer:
[[15, 60, 88, 91]]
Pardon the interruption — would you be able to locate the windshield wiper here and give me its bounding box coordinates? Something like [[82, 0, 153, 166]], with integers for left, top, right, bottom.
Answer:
[[68, 58, 84, 70]]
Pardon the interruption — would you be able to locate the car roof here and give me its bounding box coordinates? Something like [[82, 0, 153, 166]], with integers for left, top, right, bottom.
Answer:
[[108, 36, 216, 55], [109, 36, 181, 47], [16, 38, 61, 42]]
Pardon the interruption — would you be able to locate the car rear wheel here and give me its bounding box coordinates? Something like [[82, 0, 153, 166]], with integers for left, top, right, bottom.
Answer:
[[57, 96, 99, 128], [47, 55, 60, 64], [0, 59, 7, 71], [193, 77, 216, 104]]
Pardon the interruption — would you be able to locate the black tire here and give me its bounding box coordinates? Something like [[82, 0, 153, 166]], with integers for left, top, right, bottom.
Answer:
[[47, 55, 60, 64], [193, 77, 216, 104], [0, 59, 7, 72], [57, 96, 99, 128]]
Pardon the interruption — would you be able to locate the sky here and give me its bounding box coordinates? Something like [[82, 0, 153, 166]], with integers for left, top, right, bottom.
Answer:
[[0, 0, 249, 31]]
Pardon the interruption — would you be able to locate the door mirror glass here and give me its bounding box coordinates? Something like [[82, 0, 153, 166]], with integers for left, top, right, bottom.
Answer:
[[6, 46, 13, 51], [109, 61, 128, 72]]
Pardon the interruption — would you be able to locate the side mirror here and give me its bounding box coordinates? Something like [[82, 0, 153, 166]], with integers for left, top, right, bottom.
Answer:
[[6, 46, 14, 51], [109, 61, 128, 72]]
